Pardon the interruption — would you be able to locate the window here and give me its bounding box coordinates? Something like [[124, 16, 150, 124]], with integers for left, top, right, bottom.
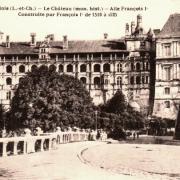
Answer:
[[164, 67, 171, 81], [19, 65, 25, 73], [165, 101, 170, 108], [165, 87, 170, 94], [80, 77, 86, 85], [164, 44, 171, 56], [94, 64, 100, 72], [145, 62, 149, 70], [41, 48, 46, 53], [6, 65, 12, 73], [59, 64, 64, 72], [117, 64, 122, 72], [146, 76, 149, 84], [94, 77, 101, 88], [6, 91, 11, 100], [103, 63, 110, 72], [80, 64, 86, 72], [6, 77, 12, 85], [136, 76, 141, 84], [130, 76, 134, 85], [67, 64, 73, 72], [142, 76, 145, 84], [104, 79, 108, 85], [19, 77, 24, 83], [31, 65, 37, 72], [117, 76, 122, 88], [136, 63, 140, 71], [131, 63, 134, 71], [49, 65, 56, 72]]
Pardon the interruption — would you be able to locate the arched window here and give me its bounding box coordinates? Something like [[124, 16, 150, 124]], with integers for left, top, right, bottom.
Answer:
[[6, 77, 12, 85], [117, 64, 122, 72], [130, 76, 134, 85], [94, 77, 101, 88], [31, 65, 37, 72], [19, 77, 24, 83], [131, 63, 134, 71], [19, 65, 25, 73], [49, 64, 56, 72], [94, 64, 100, 72], [59, 64, 64, 72], [67, 64, 73, 72], [103, 63, 110, 72], [136, 63, 141, 71], [80, 77, 86, 84], [117, 76, 122, 87], [6, 65, 12, 73], [136, 76, 141, 84], [80, 64, 86, 72]]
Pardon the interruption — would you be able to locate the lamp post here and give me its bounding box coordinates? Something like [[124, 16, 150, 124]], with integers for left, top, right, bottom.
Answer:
[[95, 110, 98, 132]]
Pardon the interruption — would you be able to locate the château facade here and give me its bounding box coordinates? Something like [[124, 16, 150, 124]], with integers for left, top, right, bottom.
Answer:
[[0, 14, 154, 115]]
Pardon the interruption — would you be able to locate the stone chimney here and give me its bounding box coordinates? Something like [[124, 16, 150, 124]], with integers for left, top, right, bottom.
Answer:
[[63, 35, 68, 50], [30, 33, 36, 46], [137, 14, 142, 28], [125, 23, 130, 36], [6, 35, 10, 48], [0, 31, 4, 45], [131, 21, 135, 35], [104, 33, 108, 40]]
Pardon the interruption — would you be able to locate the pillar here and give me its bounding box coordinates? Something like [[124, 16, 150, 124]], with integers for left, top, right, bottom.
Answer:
[[13, 141, 18, 155], [48, 139, 52, 150], [40, 139, 45, 152], [2, 142, 7, 157]]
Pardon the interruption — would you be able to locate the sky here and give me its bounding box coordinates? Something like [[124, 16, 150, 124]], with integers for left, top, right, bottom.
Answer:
[[0, 0, 179, 41]]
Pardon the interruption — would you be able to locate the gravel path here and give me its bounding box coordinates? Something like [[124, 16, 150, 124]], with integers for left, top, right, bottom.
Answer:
[[82, 143, 180, 180], [0, 141, 141, 180]]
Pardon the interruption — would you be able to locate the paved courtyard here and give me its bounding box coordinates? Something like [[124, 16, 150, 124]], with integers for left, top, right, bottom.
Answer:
[[0, 141, 179, 180]]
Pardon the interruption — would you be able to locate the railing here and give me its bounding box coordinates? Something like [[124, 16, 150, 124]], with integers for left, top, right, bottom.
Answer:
[[0, 129, 97, 157]]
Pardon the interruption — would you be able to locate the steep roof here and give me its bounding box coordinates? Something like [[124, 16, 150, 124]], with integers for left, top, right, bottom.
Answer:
[[0, 39, 127, 55], [158, 13, 180, 37]]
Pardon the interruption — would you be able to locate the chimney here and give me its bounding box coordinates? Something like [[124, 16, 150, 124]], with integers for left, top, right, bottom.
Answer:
[[125, 23, 129, 36], [6, 35, 10, 48], [63, 35, 68, 49], [30, 33, 36, 46], [137, 14, 142, 28], [0, 31, 4, 45], [131, 21, 135, 35], [104, 33, 108, 40]]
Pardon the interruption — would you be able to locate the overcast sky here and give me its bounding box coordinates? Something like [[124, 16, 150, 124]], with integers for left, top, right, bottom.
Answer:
[[0, 0, 179, 41]]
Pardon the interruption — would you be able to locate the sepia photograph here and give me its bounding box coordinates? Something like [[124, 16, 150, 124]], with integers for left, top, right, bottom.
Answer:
[[0, 0, 180, 179]]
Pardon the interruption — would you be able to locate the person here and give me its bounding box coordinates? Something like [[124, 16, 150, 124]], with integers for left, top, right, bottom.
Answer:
[[133, 131, 136, 140]]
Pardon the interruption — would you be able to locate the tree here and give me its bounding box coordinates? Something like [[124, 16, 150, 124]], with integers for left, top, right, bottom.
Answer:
[[174, 105, 180, 139], [9, 65, 95, 131], [0, 104, 5, 129]]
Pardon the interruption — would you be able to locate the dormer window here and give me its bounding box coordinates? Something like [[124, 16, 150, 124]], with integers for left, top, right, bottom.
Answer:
[[41, 48, 46, 53]]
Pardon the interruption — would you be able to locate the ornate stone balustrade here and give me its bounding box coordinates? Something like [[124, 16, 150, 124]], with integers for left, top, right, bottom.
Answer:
[[0, 128, 97, 157]]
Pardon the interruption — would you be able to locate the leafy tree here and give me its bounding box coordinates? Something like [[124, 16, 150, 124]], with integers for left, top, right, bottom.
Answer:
[[9, 65, 95, 131], [0, 104, 5, 129]]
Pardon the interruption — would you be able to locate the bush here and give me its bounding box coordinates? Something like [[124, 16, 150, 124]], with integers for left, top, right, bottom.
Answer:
[[108, 127, 126, 140]]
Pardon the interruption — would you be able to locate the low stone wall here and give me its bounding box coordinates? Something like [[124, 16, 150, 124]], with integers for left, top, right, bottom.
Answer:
[[0, 130, 94, 157]]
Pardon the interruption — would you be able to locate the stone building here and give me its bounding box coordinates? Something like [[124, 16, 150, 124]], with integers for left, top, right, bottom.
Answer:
[[0, 15, 155, 115], [153, 13, 180, 119]]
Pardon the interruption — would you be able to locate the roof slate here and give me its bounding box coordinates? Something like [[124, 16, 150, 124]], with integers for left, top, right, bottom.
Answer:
[[158, 13, 180, 37], [0, 39, 127, 55]]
